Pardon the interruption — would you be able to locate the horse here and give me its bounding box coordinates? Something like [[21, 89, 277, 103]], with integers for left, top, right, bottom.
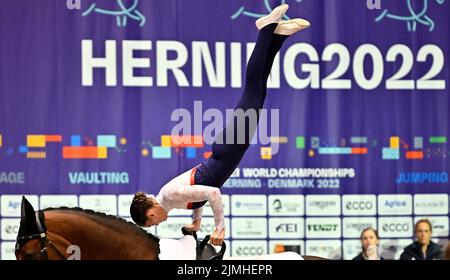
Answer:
[[15, 197, 325, 260], [82, 0, 146, 27], [375, 0, 445, 32]]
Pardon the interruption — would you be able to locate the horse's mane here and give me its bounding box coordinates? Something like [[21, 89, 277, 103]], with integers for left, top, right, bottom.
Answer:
[[43, 207, 160, 247]]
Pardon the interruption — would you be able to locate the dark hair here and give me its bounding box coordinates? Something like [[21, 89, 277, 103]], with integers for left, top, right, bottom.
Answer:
[[360, 227, 379, 241], [130, 192, 154, 226], [415, 219, 432, 233]]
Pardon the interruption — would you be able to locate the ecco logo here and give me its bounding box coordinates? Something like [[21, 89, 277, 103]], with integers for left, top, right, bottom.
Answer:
[[200, 224, 215, 232], [5, 225, 19, 234], [346, 201, 373, 210], [307, 224, 338, 232], [275, 224, 298, 233], [382, 223, 409, 232], [235, 246, 264, 256]]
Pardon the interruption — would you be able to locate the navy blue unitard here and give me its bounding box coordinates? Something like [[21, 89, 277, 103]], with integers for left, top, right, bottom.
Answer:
[[189, 23, 288, 209]]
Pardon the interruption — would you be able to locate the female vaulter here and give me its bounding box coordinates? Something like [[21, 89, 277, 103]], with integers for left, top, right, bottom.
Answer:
[[130, 4, 310, 249]]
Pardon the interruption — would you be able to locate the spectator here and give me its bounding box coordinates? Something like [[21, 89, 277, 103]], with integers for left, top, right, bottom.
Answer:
[[444, 242, 450, 260], [353, 228, 383, 260], [399, 219, 442, 260]]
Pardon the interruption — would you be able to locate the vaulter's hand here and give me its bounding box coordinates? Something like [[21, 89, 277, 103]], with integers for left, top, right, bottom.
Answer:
[[210, 228, 225, 246]]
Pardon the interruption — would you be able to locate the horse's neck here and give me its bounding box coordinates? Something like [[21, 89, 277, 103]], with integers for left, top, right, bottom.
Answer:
[[44, 211, 158, 260]]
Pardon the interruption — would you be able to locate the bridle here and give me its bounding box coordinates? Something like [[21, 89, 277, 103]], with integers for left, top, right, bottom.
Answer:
[[15, 211, 67, 260]]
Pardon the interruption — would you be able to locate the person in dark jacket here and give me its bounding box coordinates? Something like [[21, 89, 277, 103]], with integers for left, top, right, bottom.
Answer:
[[399, 219, 443, 260], [353, 228, 383, 260]]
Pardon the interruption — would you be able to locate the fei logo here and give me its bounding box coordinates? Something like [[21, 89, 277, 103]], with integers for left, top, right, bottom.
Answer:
[[269, 218, 304, 239]]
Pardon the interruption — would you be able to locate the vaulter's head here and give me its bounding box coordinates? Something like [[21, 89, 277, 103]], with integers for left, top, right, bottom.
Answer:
[[130, 192, 167, 227]]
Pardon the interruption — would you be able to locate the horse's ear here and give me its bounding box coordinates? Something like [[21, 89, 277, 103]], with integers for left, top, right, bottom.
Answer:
[[20, 196, 35, 224]]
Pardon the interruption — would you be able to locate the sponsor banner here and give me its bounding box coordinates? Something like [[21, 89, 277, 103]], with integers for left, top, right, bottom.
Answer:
[[1, 195, 39, 217], [306, 217, 341, 239], [379, 239, 413, 260], [268, 195, 304, 216], [268, 218, 304, 239], [342, 239, 363, 260], [231, 218, 267, 239], [305, 195, 341, 216], [40, 195, 78, 209], [268, 240, 305, 255], [231, 195, 267, 216], [1, 219, 20, 241], [1, 242, 16, 260], [156, 217, 192, 239], [378, 217, 413, 238], [413, 194, 448, 215], [414, 216, 449, 237], [305, 240, 342, 260], [78, 195, 117, 215], [342, 195, 377, 216], [202, 195, 230, 216], [378, 195, 413, 216], [118, 195, 134, 217], [342, 217, 377, 238], [196, 217, 231, 239], [231, 240, 268, 257]]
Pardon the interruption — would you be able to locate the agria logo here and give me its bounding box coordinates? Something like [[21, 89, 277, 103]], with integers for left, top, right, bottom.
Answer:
[[69, 0, 147, 27]]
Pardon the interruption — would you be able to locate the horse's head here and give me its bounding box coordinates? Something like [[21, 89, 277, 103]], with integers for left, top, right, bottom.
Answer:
[[15, 197, 67, 260]]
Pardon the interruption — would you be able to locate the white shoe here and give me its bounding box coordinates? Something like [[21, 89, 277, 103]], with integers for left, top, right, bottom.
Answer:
[[255, 4, 289, 30], [274, 18, 310, 35]]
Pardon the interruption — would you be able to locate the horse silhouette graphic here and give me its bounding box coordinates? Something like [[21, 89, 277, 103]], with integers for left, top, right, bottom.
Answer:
[[231, 0, 303, 20], [82, 0, 146, 27], [375, 0, 445, 32]]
